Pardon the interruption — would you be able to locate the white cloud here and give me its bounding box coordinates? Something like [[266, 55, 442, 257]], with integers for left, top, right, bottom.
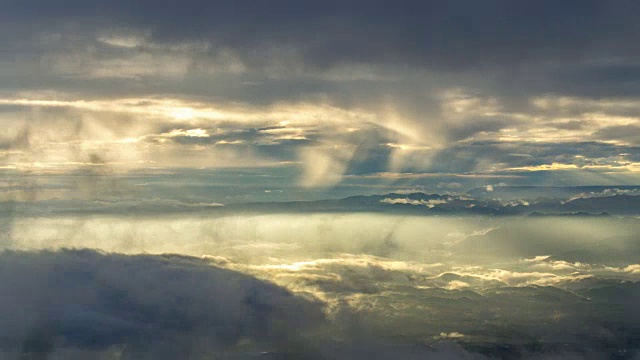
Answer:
[[436, 332, 466, 339], [380, 197, 448, 208], [161, 128, 210, 138]]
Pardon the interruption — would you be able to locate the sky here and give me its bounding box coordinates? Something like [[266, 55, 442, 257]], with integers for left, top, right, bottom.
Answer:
[[2, 3, 640, 358], [1, 0, 639, 203]]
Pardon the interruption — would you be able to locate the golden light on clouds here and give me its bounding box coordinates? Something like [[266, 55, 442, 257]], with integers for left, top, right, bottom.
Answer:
[[1, 89, 639, 183], [0, 96, 378, 125]]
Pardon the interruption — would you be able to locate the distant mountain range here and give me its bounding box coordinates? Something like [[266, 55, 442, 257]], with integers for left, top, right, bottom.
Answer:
[[6, 186, 640, 217], [232, 186, 640, 216], [466, 185, 640, 201]]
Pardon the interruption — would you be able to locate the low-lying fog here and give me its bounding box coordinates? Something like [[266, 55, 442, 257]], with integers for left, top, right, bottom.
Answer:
[[1, 214, 639, 359]]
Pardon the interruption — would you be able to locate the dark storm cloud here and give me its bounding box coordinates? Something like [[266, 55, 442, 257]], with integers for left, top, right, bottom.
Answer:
[[4, 0, 638, 71], [543, 63, 640, 98], [2, 0, 639, 106]]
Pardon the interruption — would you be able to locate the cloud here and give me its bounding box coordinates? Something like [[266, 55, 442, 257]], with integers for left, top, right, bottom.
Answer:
[[5, 0, 638, 71], [593, 124, 640, 145], [381, 197, 449, 208], [298, 144, 357, 187], [436, 332, 466, 340], [160, 128, 210, 138], [0, 0, 640, 188], [1, 0, 639, 187], [2, 214, 640, 357], [0, 249, 324, 358]]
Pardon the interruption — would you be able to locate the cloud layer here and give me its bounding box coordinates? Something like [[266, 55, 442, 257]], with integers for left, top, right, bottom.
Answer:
[[1, 1, 639, 188], [3, 213, 640, 358], [0, 249, 324, 358]]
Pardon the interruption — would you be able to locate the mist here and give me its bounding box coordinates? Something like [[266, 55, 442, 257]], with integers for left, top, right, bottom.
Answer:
[[2, 211, 639, 358]]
